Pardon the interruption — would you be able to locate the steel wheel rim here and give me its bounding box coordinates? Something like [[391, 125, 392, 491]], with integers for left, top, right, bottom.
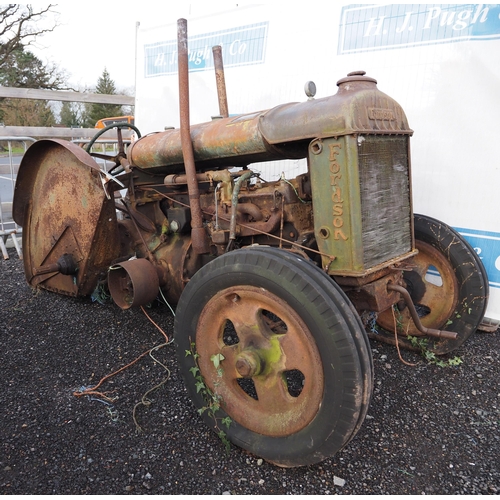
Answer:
[[378, 240, 459, 335], [196, 285, 324, 437]]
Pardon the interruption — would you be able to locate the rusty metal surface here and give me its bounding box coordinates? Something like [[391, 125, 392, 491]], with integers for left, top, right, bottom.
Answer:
[[376, 240, 459, 335], [116, 209, 205, 306], [259, 71, 412, 144], [10, 22, 466, 467], [346, 272, 403, 313], [127, 112, 282, 173], [15, 139, 120, 296], [128, 70, 411, 174], [387, 284, 458, 340], [307, 135, 416, 276], [196, 174, 314, 243], [14, 61, 417, 338], [229, 171, 253, 241], [212, 45, 229, 118], [13, 139, 107, 225], [108, 258, 160, 309], [195, 285, 324, 437], [177, 18, 210, 255]]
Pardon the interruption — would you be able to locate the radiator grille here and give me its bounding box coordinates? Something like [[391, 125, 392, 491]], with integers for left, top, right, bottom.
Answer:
[[358, 135, 412, 269]]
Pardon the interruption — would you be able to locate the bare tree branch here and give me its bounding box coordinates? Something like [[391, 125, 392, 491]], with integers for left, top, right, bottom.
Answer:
[[0, 4, 58, 67]]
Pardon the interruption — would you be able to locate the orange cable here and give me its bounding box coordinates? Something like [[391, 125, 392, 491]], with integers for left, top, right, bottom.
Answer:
[[73, 306, 170, 401], [392, 306, 419, 367]]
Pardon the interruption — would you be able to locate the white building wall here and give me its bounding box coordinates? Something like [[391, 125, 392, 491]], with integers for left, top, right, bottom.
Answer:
[[135, 3, 500, 321]]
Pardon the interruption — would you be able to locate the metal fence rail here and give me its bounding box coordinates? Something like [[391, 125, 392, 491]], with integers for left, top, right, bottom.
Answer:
[[0, 137, 35, 259]]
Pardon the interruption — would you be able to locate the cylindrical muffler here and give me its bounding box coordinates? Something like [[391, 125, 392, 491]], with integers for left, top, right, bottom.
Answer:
[[108, 258, 159, 309]]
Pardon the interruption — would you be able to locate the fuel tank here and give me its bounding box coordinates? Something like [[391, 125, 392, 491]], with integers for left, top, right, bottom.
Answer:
[[127, 71, 412, 175]]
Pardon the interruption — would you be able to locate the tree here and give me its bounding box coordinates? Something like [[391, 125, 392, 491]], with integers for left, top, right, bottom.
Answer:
[[0, 5, 66, 126], [84, 68, 124, 127], [0, 4, 58, 67], [59, 101, 81, 127], [0, 44, 65, 125], [1, 98, 55, 126], [0, 43, 67, 89]]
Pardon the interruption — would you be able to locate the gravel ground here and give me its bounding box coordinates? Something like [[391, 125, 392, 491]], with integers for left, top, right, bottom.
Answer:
[[1, 247, 499, 495]]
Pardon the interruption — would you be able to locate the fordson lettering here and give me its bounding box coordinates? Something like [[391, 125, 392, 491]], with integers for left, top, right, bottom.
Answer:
[[329, 143, 348, 241], [368, 108, 395, 121]]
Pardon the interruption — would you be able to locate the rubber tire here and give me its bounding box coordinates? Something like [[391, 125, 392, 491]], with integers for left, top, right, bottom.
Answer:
[[256, 246, 374, 442], [376, 214, 489, 354], [174, 247, 373, 467]]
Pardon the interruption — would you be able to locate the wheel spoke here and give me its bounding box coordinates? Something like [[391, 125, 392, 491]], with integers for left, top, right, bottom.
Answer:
[[223, 297, 270, 345], [251, 372, 293, 410], [278, 326, 321, 376], [418, 281, 449, 308], [117, 128, 124, 153], [219, 343, 240, 378], [412, 258, 429, 277]]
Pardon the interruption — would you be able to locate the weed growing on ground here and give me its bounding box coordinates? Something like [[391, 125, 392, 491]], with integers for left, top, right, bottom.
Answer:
[[185, 342, 232, 452], [407, 335, 463, 367]]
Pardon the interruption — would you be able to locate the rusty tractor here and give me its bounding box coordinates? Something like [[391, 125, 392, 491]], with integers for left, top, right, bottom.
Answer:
[[12, 20, 488, 467]]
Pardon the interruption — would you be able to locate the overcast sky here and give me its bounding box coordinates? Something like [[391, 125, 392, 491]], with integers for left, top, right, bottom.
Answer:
[[30, 3, 140, 93]]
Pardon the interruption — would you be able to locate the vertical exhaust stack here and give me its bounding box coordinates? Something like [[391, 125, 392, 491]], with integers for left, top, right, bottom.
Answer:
[[177, 18, 211, 255], [212, 45, 229, 119]]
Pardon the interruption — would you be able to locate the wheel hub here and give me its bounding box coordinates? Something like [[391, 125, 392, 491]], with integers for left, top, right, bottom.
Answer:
[[196, 285, 324, 437], [235, 350, 262, 378]]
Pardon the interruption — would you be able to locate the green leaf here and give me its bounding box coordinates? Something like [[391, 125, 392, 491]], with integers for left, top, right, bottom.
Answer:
[[195, 381, 205, 393], [218, 430, 231, 454], [449, 356, 463, 366], [210, 353, 225, 369], [189, 366, 200, 377], [221, 417, 232, 429]]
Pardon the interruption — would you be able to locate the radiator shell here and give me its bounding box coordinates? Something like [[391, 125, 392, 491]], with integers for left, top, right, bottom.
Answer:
[[309, 134, 415, 276]]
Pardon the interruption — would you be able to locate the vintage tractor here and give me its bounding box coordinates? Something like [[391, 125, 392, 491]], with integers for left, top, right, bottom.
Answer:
[[12, 20, 488, 467]]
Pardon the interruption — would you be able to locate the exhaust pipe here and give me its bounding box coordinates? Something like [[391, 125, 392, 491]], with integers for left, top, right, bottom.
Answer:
[[177, 18, 211, 255]]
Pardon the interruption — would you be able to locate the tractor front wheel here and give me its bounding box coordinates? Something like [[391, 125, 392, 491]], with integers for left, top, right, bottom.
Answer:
[[174, 247, 373, 467], [376, 214, 489, 354]]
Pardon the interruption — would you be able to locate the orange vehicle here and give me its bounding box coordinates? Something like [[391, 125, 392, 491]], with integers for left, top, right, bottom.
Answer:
[[95, 115, 134, 129]]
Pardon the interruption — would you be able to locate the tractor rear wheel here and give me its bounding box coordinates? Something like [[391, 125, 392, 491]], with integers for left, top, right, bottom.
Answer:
[[174, 247, 373, 467]]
